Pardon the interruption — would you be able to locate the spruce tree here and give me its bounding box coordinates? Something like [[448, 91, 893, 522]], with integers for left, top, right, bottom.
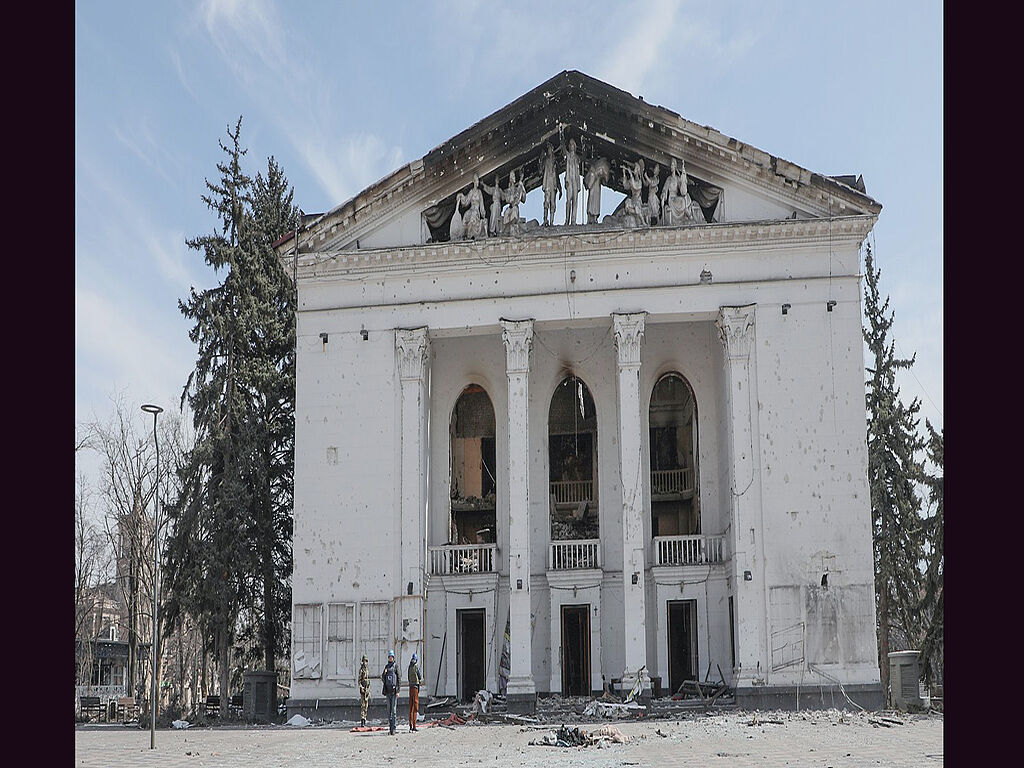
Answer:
[[166, 117, 258, 717], [862, 242, 926, 704], [239, 156, 298, 677], [164, 121, 300, 717], [917, 420, 943, 688]]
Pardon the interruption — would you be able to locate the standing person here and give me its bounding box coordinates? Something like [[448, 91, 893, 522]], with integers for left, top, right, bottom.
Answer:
[[358, 655, 371, 726], [407, 652, 422, 731], [381, 650, 401, 735]]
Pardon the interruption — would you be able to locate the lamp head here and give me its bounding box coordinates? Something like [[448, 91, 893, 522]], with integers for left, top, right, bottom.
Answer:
[[141, 404, 163, 415]]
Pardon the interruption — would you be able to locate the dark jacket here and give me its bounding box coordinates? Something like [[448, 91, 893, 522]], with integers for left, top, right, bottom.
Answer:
[[381, 660, 400, 695], [408, 660, 422, 689]]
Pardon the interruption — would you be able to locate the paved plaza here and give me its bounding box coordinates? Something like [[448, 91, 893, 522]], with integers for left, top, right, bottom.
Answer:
[[75, 709, 943, 767]]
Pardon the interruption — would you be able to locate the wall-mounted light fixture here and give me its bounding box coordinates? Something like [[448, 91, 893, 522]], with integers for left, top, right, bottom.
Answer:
[[743, 570, 752, 581], [320, 332, 329, 345], [570, 269, 576, 283], [407, 581, 414, 595], [826, 300, 836, 312], [360, 328, 369, 341], [516, 579, 523, 590], [699, 268, 713, 285], [782, 303, 791, 315], [631, 572, 639, 585]]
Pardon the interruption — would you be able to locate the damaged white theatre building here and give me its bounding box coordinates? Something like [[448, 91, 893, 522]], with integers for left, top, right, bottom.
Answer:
[[280, 71, 883, 716]]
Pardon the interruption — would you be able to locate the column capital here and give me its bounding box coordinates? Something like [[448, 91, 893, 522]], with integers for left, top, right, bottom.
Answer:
[[612, 312, 647, 368], [396, 327, 430, 381], [716, 305, 756, 360], [500, 318, 534, 374]]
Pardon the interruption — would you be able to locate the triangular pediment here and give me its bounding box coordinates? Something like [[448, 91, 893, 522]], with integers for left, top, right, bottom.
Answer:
[[291, 71, 879, 253]]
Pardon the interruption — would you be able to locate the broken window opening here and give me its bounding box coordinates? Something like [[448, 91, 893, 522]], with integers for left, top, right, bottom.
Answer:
[[649, 373, 700, 537], [548, 376, 599, 541], [450, 384, 497, 545]]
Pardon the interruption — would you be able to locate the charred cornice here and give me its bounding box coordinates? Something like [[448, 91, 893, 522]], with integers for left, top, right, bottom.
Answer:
[[294, 215, 876, 283]]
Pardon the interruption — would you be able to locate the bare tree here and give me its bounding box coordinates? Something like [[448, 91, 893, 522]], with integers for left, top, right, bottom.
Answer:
[[89, 394, 163, 700], [75, 469, 111, 687]]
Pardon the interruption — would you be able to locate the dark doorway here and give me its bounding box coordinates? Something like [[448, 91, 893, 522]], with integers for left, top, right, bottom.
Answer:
[[667, 600, 697, 696], [458, 609, 486, 701], [561, 604, 591, 696]]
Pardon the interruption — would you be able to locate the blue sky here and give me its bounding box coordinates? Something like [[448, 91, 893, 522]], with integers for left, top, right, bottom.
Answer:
[[76, 0, 942, 487]]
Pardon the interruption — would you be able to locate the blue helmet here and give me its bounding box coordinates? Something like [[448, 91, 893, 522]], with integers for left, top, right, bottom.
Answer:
[[387, 649, 395, 658], [411, 652, 418, 662]]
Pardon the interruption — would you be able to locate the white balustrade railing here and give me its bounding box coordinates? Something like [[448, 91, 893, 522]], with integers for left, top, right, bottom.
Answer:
[[650, 468, 694, 495], [652, 534, 726, 566], [548, 539, 601, 570], [429, 544, 497, 575], [549, 479, 594, 505]]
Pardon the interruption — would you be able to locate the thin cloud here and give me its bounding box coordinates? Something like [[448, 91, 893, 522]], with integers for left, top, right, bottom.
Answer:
[[78, 156, 202, 297], [75, 284, 191, 417], [194, 0, 404, 206], [167, 45, 198, 101], [113, 122, 182, 190], [600, 0, 682, 95]]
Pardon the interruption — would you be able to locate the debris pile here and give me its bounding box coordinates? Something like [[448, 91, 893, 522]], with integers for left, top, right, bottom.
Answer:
[[471, 689, 492, 715], [581, 700, 647, 719], [529, 723, 630, 748]]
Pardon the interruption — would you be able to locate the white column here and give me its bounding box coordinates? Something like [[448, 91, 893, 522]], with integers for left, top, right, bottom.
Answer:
[[612, 312, 648, 693], [396, 327, 429, 669], [500, 318, 536, 700], [716, 305, 767, 687]]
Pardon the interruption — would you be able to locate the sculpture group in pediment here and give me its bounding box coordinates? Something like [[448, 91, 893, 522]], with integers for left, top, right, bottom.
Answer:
[[453, 173, 489, 240], [661, 158, 705, 227], [444, 136, 715, 241]]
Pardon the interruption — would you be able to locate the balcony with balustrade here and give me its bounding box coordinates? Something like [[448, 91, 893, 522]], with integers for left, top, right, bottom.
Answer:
[[651, 534, 727, 568], [428, 543, 497, 575], [548, 477, 601, 572], [650, 467, 694, 499]]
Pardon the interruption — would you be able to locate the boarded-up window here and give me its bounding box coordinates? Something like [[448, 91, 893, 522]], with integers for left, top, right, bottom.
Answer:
[[769, 586, 805, 671], [327, 603, 356, 678], [293, 604, 322, 679], [360, 601, 391, 674]]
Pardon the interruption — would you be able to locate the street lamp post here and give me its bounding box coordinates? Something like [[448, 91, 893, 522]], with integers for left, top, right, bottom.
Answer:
[[141, 404, 163, 750]]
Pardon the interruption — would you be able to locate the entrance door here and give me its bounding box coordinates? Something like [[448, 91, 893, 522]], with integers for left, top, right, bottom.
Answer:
[[560, 604, 591, 696], [667, 600, 697, 696], [458, 609, 486, 701]]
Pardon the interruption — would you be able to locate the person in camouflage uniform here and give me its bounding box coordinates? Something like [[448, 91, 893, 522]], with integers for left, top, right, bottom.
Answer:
[[358, 655, 370, 726]]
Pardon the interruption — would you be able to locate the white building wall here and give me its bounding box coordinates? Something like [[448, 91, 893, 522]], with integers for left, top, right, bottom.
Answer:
[[290, 220, 880, 705], [753, 252, 878, 687], [291, 316, 403, 701]]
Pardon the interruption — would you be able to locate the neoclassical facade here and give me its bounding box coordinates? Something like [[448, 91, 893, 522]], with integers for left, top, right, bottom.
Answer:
[[281, 71, 882, 715]]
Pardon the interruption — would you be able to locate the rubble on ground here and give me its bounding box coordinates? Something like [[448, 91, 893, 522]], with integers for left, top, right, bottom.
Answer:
[[529, 723, 630, 747]]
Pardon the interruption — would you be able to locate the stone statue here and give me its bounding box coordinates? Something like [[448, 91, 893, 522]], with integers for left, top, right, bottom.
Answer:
[[621, 158, 647, 227], [453, 173, 488, 240], [449, 203, 464, 241], [583, 156, 611, 224], [661, 158, 705, 226], [501, 169, 527, 234], [480, 174, 503, 236], [644, 163, 661, 224], [563, 138, 581, 226], [541, 143, 562, 226]]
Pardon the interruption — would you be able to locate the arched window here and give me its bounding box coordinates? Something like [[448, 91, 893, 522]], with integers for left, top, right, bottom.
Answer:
[[548, 376, 599, 540], [449, 384, 497, 544], [649, 373, 699, 536]]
